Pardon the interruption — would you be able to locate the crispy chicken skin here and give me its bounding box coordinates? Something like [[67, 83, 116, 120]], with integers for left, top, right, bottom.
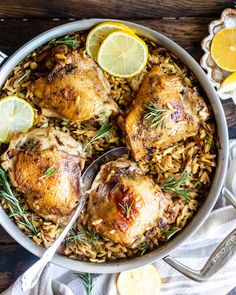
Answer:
[[125, 66, 210, 160], [1, 128, 83, 224], [30, 47, 116, 121], [87, 158, 175, 247]]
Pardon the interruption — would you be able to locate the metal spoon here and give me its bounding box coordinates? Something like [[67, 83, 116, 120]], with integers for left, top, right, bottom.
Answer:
[[21, 147, 128, 291]]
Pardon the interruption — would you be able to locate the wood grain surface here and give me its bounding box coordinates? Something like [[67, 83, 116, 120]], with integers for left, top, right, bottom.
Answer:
[[0, 0, 233, 18], [0, 0, 236, 293], [0, 18, 211, 59]]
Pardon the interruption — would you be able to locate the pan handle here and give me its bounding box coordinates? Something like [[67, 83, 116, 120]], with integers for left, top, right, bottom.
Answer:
[[163, 186, 236, 282], [222, 187, 236, 209], [0, 51, 8, 66]]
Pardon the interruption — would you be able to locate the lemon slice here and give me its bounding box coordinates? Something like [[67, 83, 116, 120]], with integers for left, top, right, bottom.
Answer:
[[211, 28, 236, 72], [217, 72, 236, 94], [97, 30, 148, 78], [86, 21, 134, 60], [0, 96, 34, 143], [117, 264, 162, 295]]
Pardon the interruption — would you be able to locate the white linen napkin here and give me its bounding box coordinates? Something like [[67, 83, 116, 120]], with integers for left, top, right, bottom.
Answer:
[[2, 140, 236, 295]]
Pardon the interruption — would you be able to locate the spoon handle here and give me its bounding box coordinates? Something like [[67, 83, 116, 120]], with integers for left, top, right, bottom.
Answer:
[[21, 147, 128, 291], [21, 198, 85, 291]]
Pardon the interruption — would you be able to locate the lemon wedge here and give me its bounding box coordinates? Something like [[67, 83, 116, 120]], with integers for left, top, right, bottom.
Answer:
[[211, 28, 236, 72], [97, 30, 148, 78], [217, 72, 236, 94], [86, 21, 134, 60], [0, 96, 34, 143], [117, 264, 162, 295]]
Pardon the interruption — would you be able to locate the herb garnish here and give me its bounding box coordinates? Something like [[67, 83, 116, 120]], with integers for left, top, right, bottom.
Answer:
[[164, 227, 181, 239], [119, 201, 133, 219], [144, 104, 170, 127], [139, 242, 149, 256], [76, 273, 93, 295], [39, 166, 58, 180], [160, 170, 190, 201], [66, 230, 99, 245], [0, 168, 38, 236], [82, 121, 111, 151], [50, 36, 80, 48], [205, 135, 212, 146]]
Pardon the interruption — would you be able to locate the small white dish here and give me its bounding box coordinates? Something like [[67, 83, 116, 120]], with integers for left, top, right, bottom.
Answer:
[[201, 8, 236, 104]]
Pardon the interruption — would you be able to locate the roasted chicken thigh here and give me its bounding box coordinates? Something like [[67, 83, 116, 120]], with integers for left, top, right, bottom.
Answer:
[[30, 47, 116, 121], [125, 66, 209, 160], [87, 158, 175, 247], [1, 128, 83, 223]]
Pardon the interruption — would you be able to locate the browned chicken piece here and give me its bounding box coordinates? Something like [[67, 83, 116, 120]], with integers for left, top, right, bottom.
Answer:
[[30, 48, 116, 121], [87, 158, 176, 247], [125, 66, 209, 161], [1, 128, 83, 224]]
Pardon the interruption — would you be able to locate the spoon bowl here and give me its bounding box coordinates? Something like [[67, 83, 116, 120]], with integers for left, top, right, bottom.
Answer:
[[82, 146, 129, 192]]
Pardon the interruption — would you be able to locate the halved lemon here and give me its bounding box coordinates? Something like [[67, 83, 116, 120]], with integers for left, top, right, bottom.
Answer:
[[86, 21, 134, 60], [217, 72, 236, 94], [0, 96, 34, 143], [117, 264, 162, 295], [211, 28, 236, 72], [97, 30, 148, 78]]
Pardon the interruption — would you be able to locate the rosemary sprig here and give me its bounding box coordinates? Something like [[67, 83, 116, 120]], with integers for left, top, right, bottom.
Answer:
[[205, 135, 212, 146], [15, 69, 31, 84], [164, 227, 181, 240], [82, 121, 111, 151], [76, 273, 93, 295], [66, 230, 99, 245], [119, 201, 133, 219], [160, 170, 191, 202], [144, 104, 170, 127], [0, 168, 38, 236], [50, 36, 80, 48], [39, 166, 58, 180], [139, 242, 149, 256]]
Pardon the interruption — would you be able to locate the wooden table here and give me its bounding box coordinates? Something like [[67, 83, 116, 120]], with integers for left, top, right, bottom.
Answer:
[[0, 0, 235, 293]]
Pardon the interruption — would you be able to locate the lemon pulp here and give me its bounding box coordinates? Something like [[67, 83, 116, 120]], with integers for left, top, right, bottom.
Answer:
[[218, 72, 236, 94], [117, 264, 162, 295], [211, 28, 236, 72], [97, 30, 148, 78], [0, 96, 34, 143], [86, 21, 134, 60]]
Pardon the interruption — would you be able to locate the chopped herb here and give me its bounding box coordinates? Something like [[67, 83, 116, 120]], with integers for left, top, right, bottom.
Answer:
[[66, 230, 99, 245], [39, 166, 58, 180], [164, 227, 181, 239], [15, 69, 31, 84], [76, 273, 93, 295], [82, 121, 110, 151], [144, 104, 170, 127], [205, 136, 212, 146], [139, 242, 149, 256], [50, 36, 80, 48], [0, 168, 38, 236], [119, 201, 133, 219], [160, 170, 191, 201]]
